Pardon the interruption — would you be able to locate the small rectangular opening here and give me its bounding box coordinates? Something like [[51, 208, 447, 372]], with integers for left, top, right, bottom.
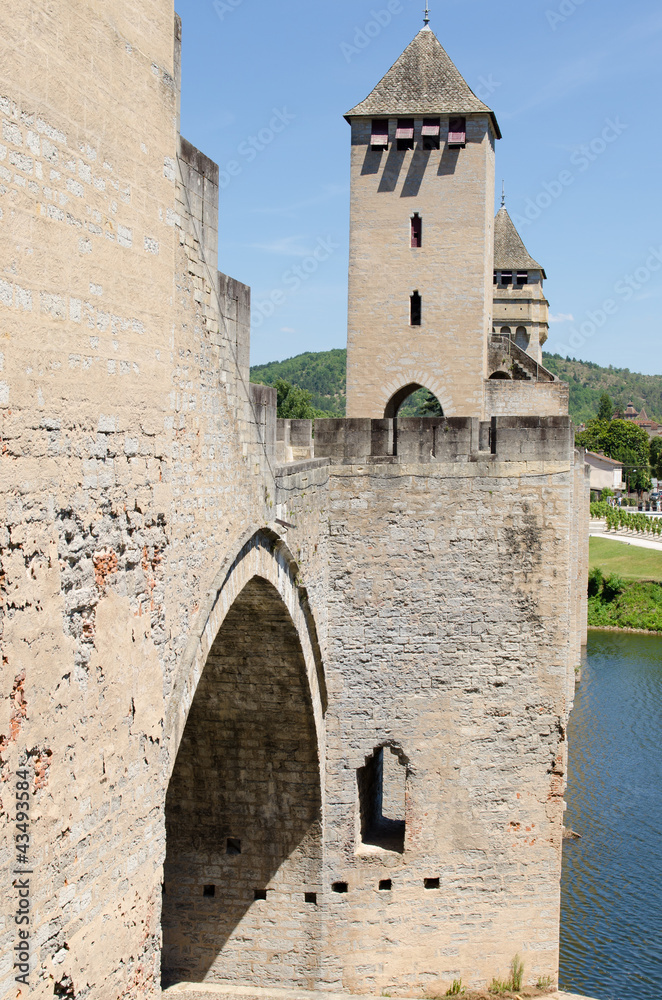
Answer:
[[371, 119, 389, 150], [304, 892, 317, 904], [424, 877, 440, 889], [410, 291, 422, 327], [500, 271, 513, 286], [396, 118, 415, 151], [448, 116, 466, 148], [411, 214, 422, 249], [203, 884, 216, 897], [379, 879, 392, 891], [332, 881, 348, 894], [226, 838, 241, 855], [254, 889, 267, 901], [422, 117, 440, 150], [516, 271, 529, 286]]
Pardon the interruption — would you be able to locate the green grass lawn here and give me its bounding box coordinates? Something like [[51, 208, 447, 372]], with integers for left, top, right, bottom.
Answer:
[[589, 536, 662, 582]]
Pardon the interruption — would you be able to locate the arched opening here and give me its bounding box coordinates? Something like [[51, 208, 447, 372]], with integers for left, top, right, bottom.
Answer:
[[515, 326, 530, 351], [500, 326, 512, 336], [162, 576, 322, 989], [489, 371, 511, 380], [384, 383, 444, 418]]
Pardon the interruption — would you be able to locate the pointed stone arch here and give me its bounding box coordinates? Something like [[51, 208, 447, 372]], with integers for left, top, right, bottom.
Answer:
[[162, 529, 327, 988], [164, 527, 326, 772], [382, 374, 451, 418]]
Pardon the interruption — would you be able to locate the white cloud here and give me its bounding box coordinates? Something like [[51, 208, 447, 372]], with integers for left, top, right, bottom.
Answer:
[[549, 313, 575, 324], [249, 235, 311, 257]]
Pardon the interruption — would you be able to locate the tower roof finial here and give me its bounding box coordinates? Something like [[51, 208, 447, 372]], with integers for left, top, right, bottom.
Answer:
[[423, 2, 430, 26], [501, 180, 506, 209]]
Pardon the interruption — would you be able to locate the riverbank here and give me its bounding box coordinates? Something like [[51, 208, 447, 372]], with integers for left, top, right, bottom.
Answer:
[[587, 537, 662, 631]]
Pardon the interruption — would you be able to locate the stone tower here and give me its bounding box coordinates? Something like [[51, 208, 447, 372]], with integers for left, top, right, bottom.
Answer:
[[492, 206, 550, 365], [345, 26, 501, 419]]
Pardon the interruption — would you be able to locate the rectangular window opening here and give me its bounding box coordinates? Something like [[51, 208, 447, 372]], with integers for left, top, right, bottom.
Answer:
[[226, 837, 241, 855], [254, 889, 267, 901], [332, 881, 348, 894], [358, 746, 406, 853], [500, 272, 513, 286], [305, 892, 318, 904], [516, 271, 529, 286], [448, 116, 466, 148], [396, 118, 415, 151], [424, 877, 440, 890], [411, 214, 422, 249], [203, 884, 216, 897], [379, 879, 392, 891], [422, 117, 440, 150], [371, 119, 389, 150], [410, 291, 422, 327]]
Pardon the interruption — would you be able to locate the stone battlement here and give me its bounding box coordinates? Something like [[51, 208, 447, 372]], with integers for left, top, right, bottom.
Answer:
[[275, 415, 574, 465]]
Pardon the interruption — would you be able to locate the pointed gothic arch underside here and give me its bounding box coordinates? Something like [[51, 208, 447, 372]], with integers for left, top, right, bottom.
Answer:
[[162, 576, 322, 988], [384, 382, 444, 418]]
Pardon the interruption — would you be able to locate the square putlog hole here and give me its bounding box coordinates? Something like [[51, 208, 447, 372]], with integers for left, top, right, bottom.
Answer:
[[424, 877, 440, 890], [226, 838, 241, 856], [379, 879, 392, 891], [304, 892, 317, 904], [332, 881, 348, 894], [254, 889, 267, 901], [203, 885, 215, 897]]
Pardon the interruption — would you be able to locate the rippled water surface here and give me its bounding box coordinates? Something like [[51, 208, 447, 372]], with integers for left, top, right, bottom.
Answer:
[[560, 630, 662, 1000]]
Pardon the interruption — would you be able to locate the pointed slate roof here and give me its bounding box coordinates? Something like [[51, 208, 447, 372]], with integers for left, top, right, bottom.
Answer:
[[345, 27, 501, 139], [494, 207, 545, 276]]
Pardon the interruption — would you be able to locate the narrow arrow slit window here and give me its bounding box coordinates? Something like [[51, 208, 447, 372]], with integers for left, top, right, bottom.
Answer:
[[410, 291, 422, 326]]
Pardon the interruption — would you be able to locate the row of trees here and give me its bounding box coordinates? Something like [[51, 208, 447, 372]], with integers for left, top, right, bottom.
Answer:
[[576, 393, 662, 493]]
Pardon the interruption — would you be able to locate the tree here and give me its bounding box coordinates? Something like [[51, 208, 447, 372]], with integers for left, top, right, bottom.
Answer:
[[575, 419, 609, 454], [597, 392, 613, 422], [651, 437, 662, 480], [576, 419, 651, 493], [418, 390, 444, 416], [273, 378, 318, 419]]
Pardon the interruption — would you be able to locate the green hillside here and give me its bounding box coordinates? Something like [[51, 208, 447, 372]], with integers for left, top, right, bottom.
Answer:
[[542, 354, 662, 425], [251, 349, 662, 425]]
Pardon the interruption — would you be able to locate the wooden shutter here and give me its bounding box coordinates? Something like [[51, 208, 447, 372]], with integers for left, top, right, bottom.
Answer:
[[448, 116, 466, 147]]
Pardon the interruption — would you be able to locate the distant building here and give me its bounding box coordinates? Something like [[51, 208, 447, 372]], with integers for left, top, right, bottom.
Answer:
[[585, 451, 624, 493], [619, 401, 662, 439]]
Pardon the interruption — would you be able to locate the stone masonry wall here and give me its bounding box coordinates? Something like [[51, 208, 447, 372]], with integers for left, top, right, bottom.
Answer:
[[346, 116, 496, 419], [485, 380, 570, 418], [320, 451, 582, 995], [0, 5, 330, 998]]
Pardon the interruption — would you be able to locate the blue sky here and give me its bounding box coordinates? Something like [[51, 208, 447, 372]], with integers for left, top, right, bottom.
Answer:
[[175, 0, 662, 375]]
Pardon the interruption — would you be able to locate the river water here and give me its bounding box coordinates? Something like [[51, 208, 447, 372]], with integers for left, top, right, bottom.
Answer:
[[560, 630, 662, 1000]]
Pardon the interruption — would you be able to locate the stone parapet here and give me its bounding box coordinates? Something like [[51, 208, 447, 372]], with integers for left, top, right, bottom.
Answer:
[[313, 416, 574, 465]]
